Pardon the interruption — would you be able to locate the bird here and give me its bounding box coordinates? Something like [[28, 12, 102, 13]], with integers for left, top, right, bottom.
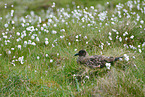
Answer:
[[74, 49, 123, 69]]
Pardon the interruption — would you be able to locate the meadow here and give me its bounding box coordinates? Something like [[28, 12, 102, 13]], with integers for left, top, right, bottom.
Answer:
[[0, 0, 145, 96]]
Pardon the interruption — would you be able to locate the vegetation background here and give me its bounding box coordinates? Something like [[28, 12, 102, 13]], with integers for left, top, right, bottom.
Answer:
[[0, 0, 145, 96]]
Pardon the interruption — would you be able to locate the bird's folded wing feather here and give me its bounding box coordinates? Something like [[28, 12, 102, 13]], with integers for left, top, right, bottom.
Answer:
[[84, 55, 106, 67], [91, 55, 115, 62]]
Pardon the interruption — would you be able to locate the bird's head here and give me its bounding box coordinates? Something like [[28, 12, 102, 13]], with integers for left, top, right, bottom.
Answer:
[[74, 49, 88, 57]]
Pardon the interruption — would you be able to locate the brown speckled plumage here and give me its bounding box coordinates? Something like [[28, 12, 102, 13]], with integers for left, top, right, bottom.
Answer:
[[74, 50, 123, 68]]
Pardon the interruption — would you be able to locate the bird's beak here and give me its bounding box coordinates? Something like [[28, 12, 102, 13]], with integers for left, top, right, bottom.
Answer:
[[74, 53, 79, 56]]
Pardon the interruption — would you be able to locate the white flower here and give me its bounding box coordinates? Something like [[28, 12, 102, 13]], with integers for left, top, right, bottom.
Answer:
[[50, 59, 53, 63], [142, 42, 145, 47], [109, 36, 112, 40], [60, 35, 65, 39], [11, 62, 15, 66], [11, 10, 14, 16], [36, 37, 39, 41], [60, 29, 65, 32], [21, 23, 25, 27], [11, 21, 15, 24], [7, 50, 11, 54], [31, 42, 36, 45], [109, 32, 111, 36], [45, 41, 49, 45], [46, 54, 48, 57], [18, 45, 21, 50], [124, 54, 129, 61], [84, 36, 87, 39], [52, 44, 55, 47], [39, 17, 41, 23], [52, 2, 55, 7], [105, 63, 111, 69], [119, 58, 123, 61], [24, 41, 27, 47], [100, 44, 103, 50], [45, 38, 48, 41], [125, 37, 128, 41], [123, 32, 128, 36], [74, 49, 77, 51], [90, 6, 94, 9], [54, 24, 57, 27], [40, 27, 44, 31], [119, 37, 122, 42], [31, 35, 35, 39], [52, 30, 57, 34], [11, 5, 14, 7], [130, 35, 134, 39], [85, 76, 89, 79], [112, 29, 117, 32], [4, 23, 8, 27], [77, 6, 80, 8], [138, 49, 142, 53], [37, 56, 40, 59], [68, 42, 71, 45], [18, 56, 24, 64], [17, 32, 20, 36], [98, 11, 107, 21], [3, 35, 7, 39], [11, 48, 14, 50], [140, 20, 144, 24], [16, 38, 21, 42], [111, 22, 115, 25]]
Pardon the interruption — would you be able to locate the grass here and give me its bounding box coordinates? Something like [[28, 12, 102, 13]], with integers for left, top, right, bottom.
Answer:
[[0, 0, 145, 96]]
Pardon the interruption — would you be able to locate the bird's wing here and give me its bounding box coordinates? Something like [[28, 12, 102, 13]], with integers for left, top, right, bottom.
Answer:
[[91, 55, 115, 63], [83, 55, 106, 68]]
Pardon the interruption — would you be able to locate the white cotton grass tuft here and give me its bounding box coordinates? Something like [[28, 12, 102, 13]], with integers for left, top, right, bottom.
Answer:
[[50, 59, 53, 63], [31, 42, 36, 46], [18, 56, 24, 64], [45, 41, 49, 45], [105, 63, 111, 69], [98, 11, 107, 21], [60, 35, 65, 39], [37, 56, 40, 59], [24, 41, 27, 47], [18, 45, 21, 50], [36, 37, 40, 41], [124, 54, 129, 61], [138, 49, 142, 53], [46, 54, 48, 57], [130, 35, 134, 39]]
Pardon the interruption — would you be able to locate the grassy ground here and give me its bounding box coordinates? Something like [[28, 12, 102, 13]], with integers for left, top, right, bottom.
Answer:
[[0, 0, 145, 96]]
